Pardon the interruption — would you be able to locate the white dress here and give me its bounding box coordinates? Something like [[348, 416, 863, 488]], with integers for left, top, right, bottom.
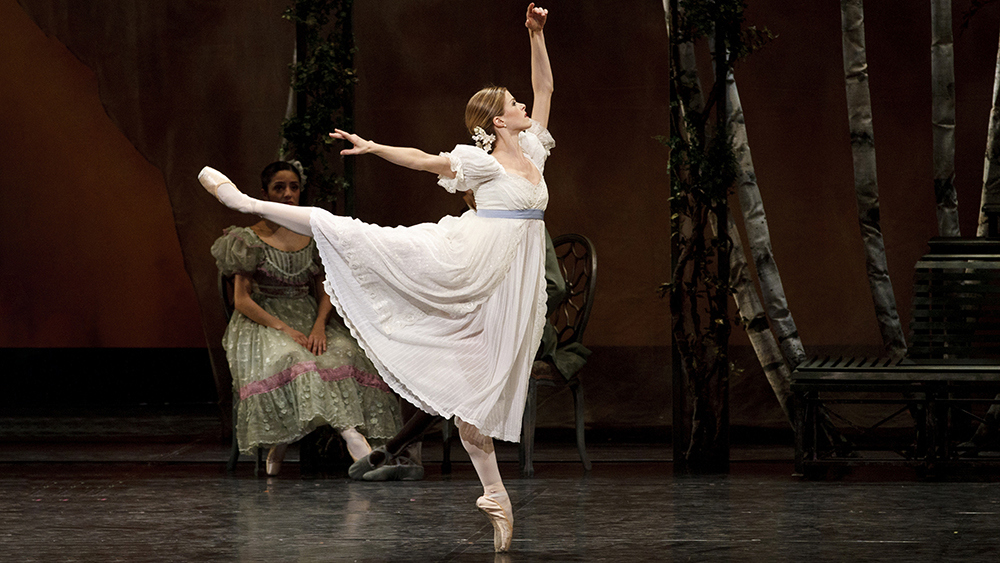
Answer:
[[309, 121, 554, 441]]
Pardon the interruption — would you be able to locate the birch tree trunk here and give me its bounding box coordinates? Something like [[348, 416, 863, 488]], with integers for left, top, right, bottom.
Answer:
[[932, 0, 961, 236], [841, 0, 908, 358], [978, 30, 1000, 237], [678, 21, 798, 420], [725, 70, 807, 368], [968, 31, 1000, 448], [713, 212, 793, 421], [677, 31, 704, 115]]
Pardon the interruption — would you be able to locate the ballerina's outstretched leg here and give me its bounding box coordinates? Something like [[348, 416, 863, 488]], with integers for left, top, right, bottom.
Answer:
[[198, 166, 315, 236]]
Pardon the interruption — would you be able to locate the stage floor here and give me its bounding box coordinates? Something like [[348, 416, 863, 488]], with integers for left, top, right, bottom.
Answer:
[[2, 407, 999, 562]]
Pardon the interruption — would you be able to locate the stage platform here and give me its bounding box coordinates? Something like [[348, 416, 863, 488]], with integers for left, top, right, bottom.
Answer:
[[2, 406, 999, 562]]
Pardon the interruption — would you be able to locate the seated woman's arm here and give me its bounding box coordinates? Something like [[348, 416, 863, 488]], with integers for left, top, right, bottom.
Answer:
[[307, 276, 335, 355], [232, 274, 310, 349]]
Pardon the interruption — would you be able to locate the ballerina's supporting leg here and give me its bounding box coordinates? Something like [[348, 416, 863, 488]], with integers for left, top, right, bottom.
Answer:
[[198, 166, 315, 236], [456, 418, 513, 553]]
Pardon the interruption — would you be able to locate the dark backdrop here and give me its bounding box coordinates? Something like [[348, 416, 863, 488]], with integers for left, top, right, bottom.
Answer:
[[2, 0, 998, 434]]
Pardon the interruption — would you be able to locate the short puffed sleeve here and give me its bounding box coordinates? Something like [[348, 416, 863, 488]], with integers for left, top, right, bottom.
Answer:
[[437, 144, 503, 193], [210, 226, 264, 277], [520, 120, 555, 172]]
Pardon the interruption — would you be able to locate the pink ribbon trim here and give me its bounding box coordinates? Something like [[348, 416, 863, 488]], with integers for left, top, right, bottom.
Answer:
[[238, 362, 391, 400]]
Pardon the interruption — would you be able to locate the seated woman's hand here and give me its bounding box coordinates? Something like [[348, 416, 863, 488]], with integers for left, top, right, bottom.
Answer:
[[279, 325, 310, 349], [307, 325, 328, 355]]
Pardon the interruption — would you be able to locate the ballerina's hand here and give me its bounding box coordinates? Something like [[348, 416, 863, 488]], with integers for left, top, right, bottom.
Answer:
[[525, 3, 547, 32], [330, 129, 373, 156]]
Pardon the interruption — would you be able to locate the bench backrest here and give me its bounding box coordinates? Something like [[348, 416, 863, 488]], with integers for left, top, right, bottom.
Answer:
[[909, 238, 1000, 360]]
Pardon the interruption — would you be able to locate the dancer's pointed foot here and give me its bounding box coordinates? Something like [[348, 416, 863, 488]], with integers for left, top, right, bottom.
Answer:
[[266, 443, 288, 476], [198, 166, 235, 201], [476, 495, 513, 553], [348, 435, 371, 463], [339, 427, 372, 462], [348, 445, 390, 480]]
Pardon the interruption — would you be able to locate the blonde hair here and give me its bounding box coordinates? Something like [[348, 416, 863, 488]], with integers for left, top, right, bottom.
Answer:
[[464, 86, 507, 136]]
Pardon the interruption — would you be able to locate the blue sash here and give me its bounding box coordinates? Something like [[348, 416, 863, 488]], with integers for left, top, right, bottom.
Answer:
[[475, 209, 544, 220]]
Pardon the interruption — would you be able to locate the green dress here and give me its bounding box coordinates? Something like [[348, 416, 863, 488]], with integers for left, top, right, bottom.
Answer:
[[212, 226, 402, 453]]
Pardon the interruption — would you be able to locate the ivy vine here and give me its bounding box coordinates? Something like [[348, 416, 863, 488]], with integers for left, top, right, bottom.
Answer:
[[280, 0, 357, 214]]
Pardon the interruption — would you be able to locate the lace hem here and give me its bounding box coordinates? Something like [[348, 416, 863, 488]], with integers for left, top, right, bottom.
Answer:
[[312, 229, 444, 419]]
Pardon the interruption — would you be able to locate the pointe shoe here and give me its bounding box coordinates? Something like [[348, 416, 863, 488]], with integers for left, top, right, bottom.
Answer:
[[343, 432, 372, 463], [266, 443, 288, 476], [476, 495, 513, 553], [348, 445, 390, 480], [197, 166, 235, 201]]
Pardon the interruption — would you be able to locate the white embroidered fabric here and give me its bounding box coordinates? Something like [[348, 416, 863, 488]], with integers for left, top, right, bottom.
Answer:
[[309, 121, 554, 441]]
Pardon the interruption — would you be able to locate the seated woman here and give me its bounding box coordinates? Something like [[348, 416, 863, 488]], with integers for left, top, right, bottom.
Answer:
[[212, 161, 402, 475]]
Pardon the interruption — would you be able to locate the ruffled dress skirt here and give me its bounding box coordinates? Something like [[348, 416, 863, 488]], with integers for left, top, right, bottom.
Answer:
[[310, 210, 548, 442], [224, 293, 403, 453]]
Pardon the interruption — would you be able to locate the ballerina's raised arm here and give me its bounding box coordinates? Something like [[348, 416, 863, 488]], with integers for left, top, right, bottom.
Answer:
[[329, 3, 553, 178], [526, 2, 552, 129]]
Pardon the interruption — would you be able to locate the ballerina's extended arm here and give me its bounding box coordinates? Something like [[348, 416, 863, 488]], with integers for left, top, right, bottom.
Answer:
[[329, 129, 456, 180], [526, 3, 553, 129]]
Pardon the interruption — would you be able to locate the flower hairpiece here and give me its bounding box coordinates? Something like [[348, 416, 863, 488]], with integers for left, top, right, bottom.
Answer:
[[472, 126, 495, 153], [288, 159, 307, 184]]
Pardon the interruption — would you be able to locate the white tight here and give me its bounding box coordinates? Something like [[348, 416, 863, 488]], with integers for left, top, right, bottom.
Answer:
[[216, 183, 315, 236], [456, 418, 511, 519]]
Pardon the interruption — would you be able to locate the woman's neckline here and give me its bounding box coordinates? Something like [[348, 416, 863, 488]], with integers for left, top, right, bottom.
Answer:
[[249, 224, 312, 253], [491, 152, 542, 186]]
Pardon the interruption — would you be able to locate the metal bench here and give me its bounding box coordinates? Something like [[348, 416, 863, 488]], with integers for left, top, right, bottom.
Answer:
[[792, 237, 1000, 476]]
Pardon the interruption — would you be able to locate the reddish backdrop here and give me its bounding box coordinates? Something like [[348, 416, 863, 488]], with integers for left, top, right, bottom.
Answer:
[[2, 0, 999, 430]]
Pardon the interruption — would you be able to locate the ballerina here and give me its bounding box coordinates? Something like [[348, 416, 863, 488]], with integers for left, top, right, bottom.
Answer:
[[199, 3, 553, 552]]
